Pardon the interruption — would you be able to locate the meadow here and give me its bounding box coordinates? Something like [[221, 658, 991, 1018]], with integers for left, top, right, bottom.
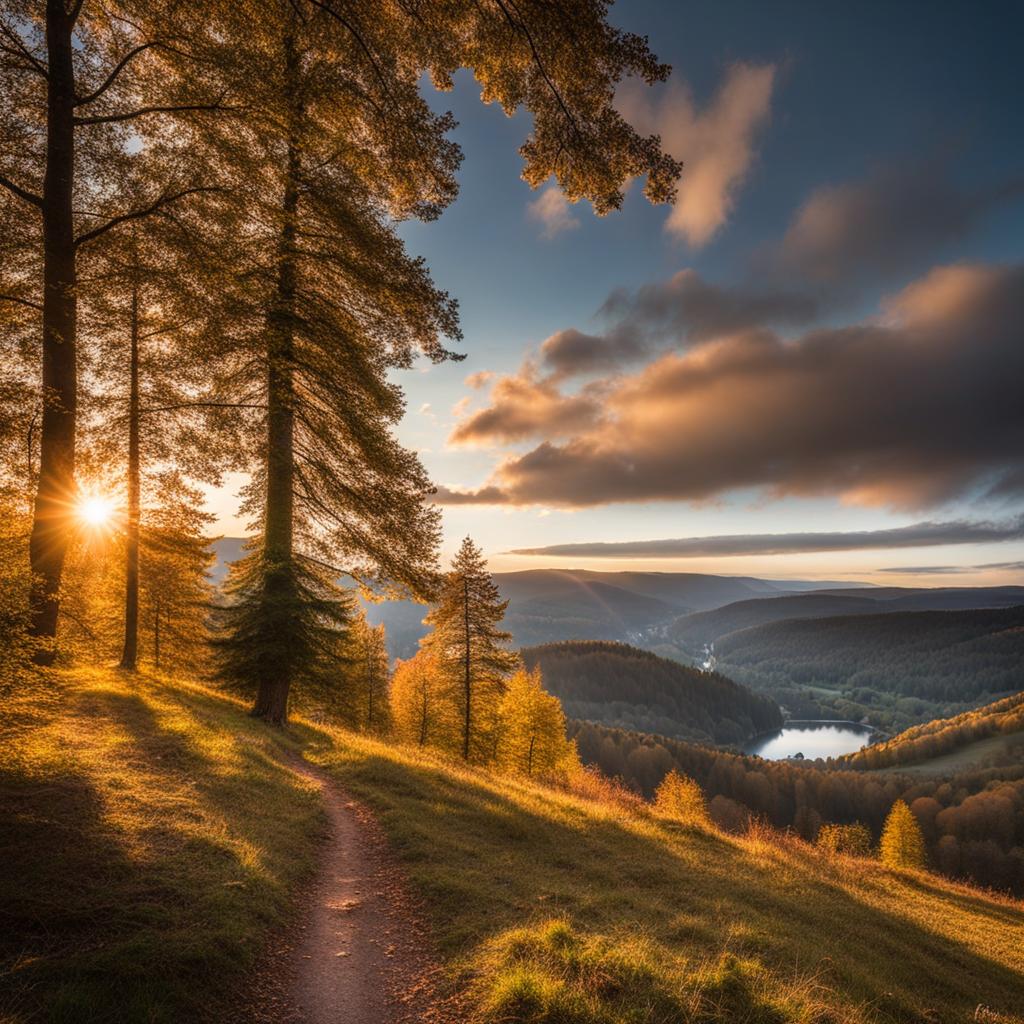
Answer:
[[4, 667, 1023, 1023]]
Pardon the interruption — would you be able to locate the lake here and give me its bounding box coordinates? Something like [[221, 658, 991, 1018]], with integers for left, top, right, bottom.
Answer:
[[743, 721, 875, 761]]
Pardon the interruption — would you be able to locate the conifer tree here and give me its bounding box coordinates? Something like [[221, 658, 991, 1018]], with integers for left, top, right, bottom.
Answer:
[[346, 610, 390, 734], [879, 800, 927, 870], [0, 2, 226, 656], [497, 666, 576, 777], [424, 538, 519, 762], [654, 770, 710, 828], [390, 649, 452, 749]]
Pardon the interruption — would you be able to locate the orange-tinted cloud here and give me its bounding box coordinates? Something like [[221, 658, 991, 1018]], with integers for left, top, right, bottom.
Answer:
[[441, 264, 1024, 509], [618, 63, 776, 246], [527, 185, 581, 239]]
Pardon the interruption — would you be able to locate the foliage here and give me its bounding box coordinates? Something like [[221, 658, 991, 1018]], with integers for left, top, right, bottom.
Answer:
[[816, 823, 872, 858], [879, 800, 927, 870], [522, 640, 782, 745], [389, 648, 455, 749], [342, 609, 390, 734], [423, 538, 520, 761], [653, 769, 709, 827], [308, 708, 1024, 1024], [570, 719, 1024, 894], [496, 666, 578, 778]]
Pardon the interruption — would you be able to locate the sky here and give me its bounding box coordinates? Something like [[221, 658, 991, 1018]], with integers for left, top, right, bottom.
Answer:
[[207, 0, 1024, 585]]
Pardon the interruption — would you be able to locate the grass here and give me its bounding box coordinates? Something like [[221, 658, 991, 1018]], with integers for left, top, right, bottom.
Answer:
[[305, 725, 1024, 1024], [0, 667, 324, 1024], [888, 733, 1023, 776], [3, 667, 1024, 1023]]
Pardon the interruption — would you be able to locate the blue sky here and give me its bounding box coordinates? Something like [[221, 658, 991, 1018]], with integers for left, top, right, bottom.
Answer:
[[210, 0, 1024, 583]]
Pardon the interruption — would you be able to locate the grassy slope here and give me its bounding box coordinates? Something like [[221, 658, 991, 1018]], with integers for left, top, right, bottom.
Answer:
[[307, 728, 1024, 1024], [888, 733, 1023, 777], [1, 668, 324, 1024], [4, 669, 1024, 1024]]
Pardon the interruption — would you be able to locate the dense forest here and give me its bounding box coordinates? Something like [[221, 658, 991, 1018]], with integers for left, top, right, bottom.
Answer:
[[838, 691, 1024, 772], [521, 640, 782, 745], [570, 719, 1024, 895], [714, 605, 1024, 732]]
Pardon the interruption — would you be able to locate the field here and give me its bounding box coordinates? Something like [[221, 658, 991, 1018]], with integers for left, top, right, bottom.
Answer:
[[4, 668, 1024, 1023], [885, 733, 1023, 776]]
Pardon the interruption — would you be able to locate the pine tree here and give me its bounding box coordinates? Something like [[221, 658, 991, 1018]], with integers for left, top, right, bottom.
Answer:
[[390, 649, 452, 749], [497, 666, 576, 777], [346, 610, 390, 734], [424, 538, 519, 762], [879, 800, 927, 870], [654, 770, 710, 828], [0, 3, 226, 657]]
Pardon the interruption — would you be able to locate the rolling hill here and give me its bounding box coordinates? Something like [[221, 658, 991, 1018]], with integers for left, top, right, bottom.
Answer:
[[6, 668, 1023, 1022], [521, 640, 782, 745]]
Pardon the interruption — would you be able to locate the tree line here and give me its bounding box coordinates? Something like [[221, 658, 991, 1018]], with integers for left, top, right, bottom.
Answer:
[[570, 719, 1024, 895], [0, 0, 682, 719]]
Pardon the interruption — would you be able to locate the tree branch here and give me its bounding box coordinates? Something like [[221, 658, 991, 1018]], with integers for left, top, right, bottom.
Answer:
[[74, 98, 232, 126], [74, 187, 223, 249], [0, 21, 48, 79], [0, 171, 43, 208], [0, 293, 42, 312], [139, 401, 266, 414], [75, 42, 157, 106]]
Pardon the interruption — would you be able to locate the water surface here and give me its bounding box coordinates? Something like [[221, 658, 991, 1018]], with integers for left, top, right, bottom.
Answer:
[[743, 721, 874, 760]]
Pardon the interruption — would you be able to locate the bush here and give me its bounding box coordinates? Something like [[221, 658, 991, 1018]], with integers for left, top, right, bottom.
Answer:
[[816, 823, 872, 857]]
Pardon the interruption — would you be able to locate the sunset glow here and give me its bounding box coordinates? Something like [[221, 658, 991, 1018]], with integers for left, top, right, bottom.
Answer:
[[77, 494, 115, 528]]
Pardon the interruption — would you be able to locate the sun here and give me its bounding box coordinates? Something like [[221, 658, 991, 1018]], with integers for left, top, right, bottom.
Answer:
[[78, 493, 115, 527]]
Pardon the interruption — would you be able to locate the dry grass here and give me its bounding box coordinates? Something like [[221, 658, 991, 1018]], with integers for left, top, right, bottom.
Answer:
[[303, 722, 1024, 1024], [0, 667, 323, 1023]]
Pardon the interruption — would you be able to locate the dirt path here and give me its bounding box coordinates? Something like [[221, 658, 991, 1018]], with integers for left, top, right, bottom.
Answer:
[[271, 756, 445, 1024]]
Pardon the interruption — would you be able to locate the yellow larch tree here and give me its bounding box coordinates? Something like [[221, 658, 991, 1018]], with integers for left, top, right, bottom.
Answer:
[[880, 800, 927, 870], [497, 666, 578, 778]]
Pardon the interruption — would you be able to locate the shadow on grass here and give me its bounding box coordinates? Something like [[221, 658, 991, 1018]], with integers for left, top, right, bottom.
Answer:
[[0, 672, 323, 1024], [309, 739, 1024, 1021]]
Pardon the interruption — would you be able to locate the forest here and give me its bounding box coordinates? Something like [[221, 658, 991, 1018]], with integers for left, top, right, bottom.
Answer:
[[521, 639, 782, 745], [713, 604, 1024, 732], [570, 718, 1024, 895]]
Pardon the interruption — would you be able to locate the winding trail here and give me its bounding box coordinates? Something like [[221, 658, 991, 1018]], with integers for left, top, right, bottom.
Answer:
[[248, 756, 446, 1024]]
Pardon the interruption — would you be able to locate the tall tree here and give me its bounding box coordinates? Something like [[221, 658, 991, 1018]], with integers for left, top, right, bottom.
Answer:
[[347, 609, 389, 733], [424, 538, 519, 761], [0, 2, 225, 659]]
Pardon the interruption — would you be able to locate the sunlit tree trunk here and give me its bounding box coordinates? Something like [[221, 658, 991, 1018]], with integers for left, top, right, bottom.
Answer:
[[119, 275, 141, 669], [29, 0, 79, 660]]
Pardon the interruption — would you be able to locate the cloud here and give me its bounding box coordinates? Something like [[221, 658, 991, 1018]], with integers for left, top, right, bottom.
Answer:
[[771, 163, 1024, 288], [527, 186, 580, 239], [505, 517, 1024, 557], [448, 365, 604, 446], [444, 263, 1024, 509], [618, 63, 776, 247], [432, 484, 507, 505]]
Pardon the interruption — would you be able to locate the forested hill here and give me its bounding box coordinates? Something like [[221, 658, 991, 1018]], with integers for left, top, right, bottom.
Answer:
[[716, 604, 1024, 707], [569, 718, 1024, 895], [521, 641, 782, 746], [669, 585, 1024, 651], [837, 691, 1024, 772]]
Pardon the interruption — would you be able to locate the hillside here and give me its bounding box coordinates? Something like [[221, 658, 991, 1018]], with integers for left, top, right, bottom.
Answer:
[[521, 640, 782, 745], [668, 585, 1024, 653], [5, 668, 1023, 1023], [714, 604, 1024, 731], [838, 691, 1024, 773]]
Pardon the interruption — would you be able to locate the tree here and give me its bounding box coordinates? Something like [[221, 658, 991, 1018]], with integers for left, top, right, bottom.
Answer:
[[879, 800, 927, 871], [0, 2, 225, 657], [346, 609, 389, 734], [389, 648, 458, 751], [497, 666, 576, 777], [816, 823, 872, 858], [424, 538, 519, 761], [138, 473, 215, 674], [653, 769, 709, 828]]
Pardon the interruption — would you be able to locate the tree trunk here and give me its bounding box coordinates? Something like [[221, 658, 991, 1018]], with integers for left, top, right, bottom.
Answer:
[[119, 277, 141, 669], [153, 598, 161, 669], [252, 30, 301, 725], [527, 734, 535, 776], [29, 1, 78, 661], [462, 576, 471, 760]]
